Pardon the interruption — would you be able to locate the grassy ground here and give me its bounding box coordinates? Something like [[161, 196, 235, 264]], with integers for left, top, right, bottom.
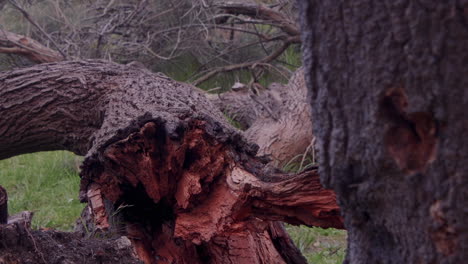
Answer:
[[282, 154, 347, 264], [0, 151, 347, 263], [0, 151, 84, 230], [286, 225, 346, 264]]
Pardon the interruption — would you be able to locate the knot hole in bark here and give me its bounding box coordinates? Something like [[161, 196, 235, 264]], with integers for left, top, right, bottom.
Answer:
[[379, 87, 439, 175]]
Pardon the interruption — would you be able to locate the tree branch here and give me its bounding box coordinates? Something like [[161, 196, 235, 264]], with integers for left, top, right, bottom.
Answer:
[[215, 2, 300, 37], [0, 30, 63, 63], [8, 0, 67, 60], [192, 36, 299, 86]]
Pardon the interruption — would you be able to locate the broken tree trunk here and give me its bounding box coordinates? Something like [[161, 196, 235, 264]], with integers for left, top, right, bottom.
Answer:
[[0, 60, 342, 264], [208, 68, 313, 165], [299, 1, 468, 263], [0, 30, 63, 63]]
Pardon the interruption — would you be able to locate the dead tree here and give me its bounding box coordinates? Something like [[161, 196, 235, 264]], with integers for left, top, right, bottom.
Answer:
[[0, 30, 63, 63], [191, 1, 301, 86], [209, 68, 313, 165], [298, 0, 468, 263], [0, 0, 301, 86], [0, 60, 342, 263], [0, 0, 312, 165], [0, 26, 314, 165]]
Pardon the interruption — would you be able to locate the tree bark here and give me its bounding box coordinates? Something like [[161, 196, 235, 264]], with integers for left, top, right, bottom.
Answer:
[[0, 29, 313, 166], [0, 185, 7, 224], [0, 60, 342, 263], [0, 30, 63, 63], [298, 1, 468, 263], [209, 68, 314, 165]]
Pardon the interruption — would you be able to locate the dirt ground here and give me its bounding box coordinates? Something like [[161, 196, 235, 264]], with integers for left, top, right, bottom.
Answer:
[[0, 222, 142, 264]]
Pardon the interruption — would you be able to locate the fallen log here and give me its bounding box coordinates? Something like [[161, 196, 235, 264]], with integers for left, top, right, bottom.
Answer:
[[208, 68, 313, 165], [0, 60, 342, 263]]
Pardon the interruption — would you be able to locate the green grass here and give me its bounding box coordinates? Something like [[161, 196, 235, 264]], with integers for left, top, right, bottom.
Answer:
[[0, 151, 85, 231], [279, 44, 302, 71], [286, 225, 347, 264], [283, 151, 347, 264]]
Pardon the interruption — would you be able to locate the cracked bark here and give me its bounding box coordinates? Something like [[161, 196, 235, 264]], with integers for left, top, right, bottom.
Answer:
[[298, 1, 468, 263], [0, 60, 342, 264]]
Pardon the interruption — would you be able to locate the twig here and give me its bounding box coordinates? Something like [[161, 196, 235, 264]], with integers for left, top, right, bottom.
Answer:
[[192, 36, 298, 86], [249, 93, 279, 121], [193, 36, 285, 76], [299, 137, 316, 172], [215, 2, 300, 36], [23, 219, 47, 264]]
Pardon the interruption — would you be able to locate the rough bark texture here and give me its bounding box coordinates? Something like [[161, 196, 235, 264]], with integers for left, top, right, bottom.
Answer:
[[0, 29, 313, 166], [209, 68, 313, 165], [0, 60, 342, 263], [298, 1, 468, 263]]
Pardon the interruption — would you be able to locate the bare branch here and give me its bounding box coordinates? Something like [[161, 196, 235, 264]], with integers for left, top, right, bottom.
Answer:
[[0, 29, 62, 63], [8, 0, 67, 59], [192, 36, 299, 86], [215, 2, 300, 37]]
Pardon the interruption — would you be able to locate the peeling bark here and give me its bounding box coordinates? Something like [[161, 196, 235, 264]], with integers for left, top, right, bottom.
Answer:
[[298, 1, 468, 263], [0, 60, 342, 263]]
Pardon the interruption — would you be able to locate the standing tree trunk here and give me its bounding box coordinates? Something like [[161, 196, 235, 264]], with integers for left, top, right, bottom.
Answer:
[[0, 60, 343, 264], [298, 1, 468, 263]]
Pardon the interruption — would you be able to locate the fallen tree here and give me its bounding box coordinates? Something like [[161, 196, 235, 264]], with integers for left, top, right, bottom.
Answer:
[[0, 27, 313, 166], [209, 68, 313, 165], [0, 60, 342, 263]]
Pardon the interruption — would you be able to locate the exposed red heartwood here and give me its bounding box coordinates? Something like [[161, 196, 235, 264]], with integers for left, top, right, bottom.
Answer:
[[0, 60, 342, 264]]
